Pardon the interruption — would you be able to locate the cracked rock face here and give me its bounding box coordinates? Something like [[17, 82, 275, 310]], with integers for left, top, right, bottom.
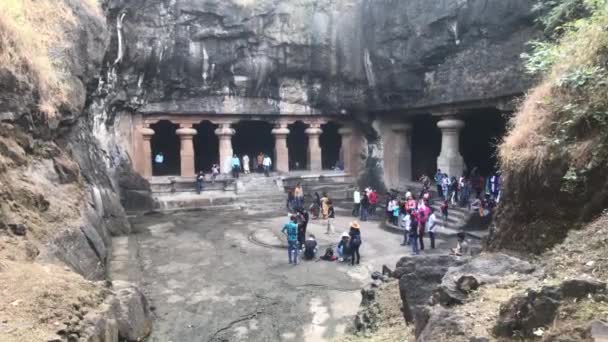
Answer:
[[101, 0, 537, 115]]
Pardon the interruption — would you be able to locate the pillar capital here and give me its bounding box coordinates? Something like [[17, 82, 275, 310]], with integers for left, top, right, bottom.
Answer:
[[215, 124, 235, 137], [140, 127, 155, 138], [176, 127, 197, 137], [305, 126, 323, 136], [392, 122, 413, 133], [437, 118, 465, 130], [271, 126, 290, 136]]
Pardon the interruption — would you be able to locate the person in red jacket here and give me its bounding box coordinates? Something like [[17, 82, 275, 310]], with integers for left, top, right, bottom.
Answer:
[[368, 189, 378, 217]]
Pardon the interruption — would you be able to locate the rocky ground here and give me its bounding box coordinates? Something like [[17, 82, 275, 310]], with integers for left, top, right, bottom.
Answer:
[[113, 203, 458, 342]]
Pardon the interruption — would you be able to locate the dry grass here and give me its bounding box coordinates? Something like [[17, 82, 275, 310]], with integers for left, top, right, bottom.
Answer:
[[0, 261, 106, 342], [0, 0, 100, 117], [499, 82, 554, 176]]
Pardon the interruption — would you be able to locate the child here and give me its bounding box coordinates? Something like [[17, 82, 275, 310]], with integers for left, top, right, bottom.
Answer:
[[440, 200, 449, 227]]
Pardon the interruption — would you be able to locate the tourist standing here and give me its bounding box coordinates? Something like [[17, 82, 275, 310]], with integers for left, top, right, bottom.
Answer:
[[263, 154, 272, 176], [321, 192, 330, 219], [400, 209, 412, 246], [326, 200, 335, 234], [242, 154, 250, 174], [297, 209, 309, 250], [231, 154, 241, 179], [441, 200, 449, 227], [196, 171, 205, 194], [310, 192, 321, 219], [349, 221, 362, 265], [360, 192, 370, 222], [434, 169, 443, 198], [489, 172, 501, 203], [409, 211, 419, 255], [427, 208, 437, 249], [294, 183, 304, 210], [369, 189, 378, 217], [154, 152, 164, 174], [442, 174, 450, 201], [352, 189, 361, 217], [281, 216, 299, 265], [211, 164, 220, 183], [450, 176, 458, 205], [257, 152, 264, 173]]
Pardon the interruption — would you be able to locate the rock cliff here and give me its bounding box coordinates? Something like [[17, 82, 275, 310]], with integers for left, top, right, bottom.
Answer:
[[100, 0, 537, 117]]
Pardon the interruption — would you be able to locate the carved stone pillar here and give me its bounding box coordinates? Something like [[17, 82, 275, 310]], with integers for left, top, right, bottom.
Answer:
[[272, 123, 290, 173], [392, 123, 413, 183], [338, 126, 353, 174], [176, 124, 197, 177], [140, 127, 155, 178], [436, 117, 465, 178], [305, 124, 323, 171], [215, 123, 235, 174]]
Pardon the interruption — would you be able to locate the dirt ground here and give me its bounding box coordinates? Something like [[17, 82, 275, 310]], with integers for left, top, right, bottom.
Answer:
[[116, 205, 455, 342]]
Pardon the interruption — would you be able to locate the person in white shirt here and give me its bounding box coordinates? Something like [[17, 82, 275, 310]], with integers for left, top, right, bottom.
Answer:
[[242, 154, 250, 174], [352, 189, 361, 217], [400, 211, 411, 246], [427, 208, 438, 249], [262, 155, 272, 177]]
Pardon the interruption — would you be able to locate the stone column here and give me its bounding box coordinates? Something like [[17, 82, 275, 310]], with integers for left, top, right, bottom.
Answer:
[[140, 127, 155, 178], [338, 126, 353, 174], [436, 117, 465, 178], [305, 124, 323, 171], [272, 123, 290, 173], [215, 123, 235, 174], [176, 124, 197, 177], [392, 123, 413, 183]]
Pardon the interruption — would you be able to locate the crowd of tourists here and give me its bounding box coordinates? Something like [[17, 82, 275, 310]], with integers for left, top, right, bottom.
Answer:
[[281, 185, 363, 266], [229, 152, 273, 179]]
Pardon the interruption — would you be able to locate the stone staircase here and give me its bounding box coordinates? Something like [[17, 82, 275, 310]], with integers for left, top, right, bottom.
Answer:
[[383, 182, 487, 240], [235, 174, 287, 214]]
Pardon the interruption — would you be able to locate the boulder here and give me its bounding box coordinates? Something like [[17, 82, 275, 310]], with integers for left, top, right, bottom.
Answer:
[[395, 255, 468, 335], [8, 223, 27, 236], [494, 286, 561, 338], [416, 306, 467, 342], [434, 253, 535, 306], [111, 281, 153, 342], [560, 278, 606, 299]]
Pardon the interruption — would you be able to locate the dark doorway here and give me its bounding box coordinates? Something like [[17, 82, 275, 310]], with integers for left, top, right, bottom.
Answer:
[[411, 115, 441, 179], [150, 120, 180, 176], [320, 122, 341, 170], [193, 121, 219, 173], [232, 120, 274, 171], [287, 121, 308, 171], [462, 110, 509, 177]]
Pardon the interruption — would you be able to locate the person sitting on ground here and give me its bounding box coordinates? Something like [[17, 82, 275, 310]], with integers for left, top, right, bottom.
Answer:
[[337, 232, 351, 262], [320, 247, 337, 261], [451, 232, 469, 256], [303, 234, 318, 260], [196, 171, 205, 194]]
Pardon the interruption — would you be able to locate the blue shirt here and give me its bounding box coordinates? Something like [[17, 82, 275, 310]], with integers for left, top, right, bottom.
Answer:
[[231, 157, 240, 167], [281, 222, 298, 242]]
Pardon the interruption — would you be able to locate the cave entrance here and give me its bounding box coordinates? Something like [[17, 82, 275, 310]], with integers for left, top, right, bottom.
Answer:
[[233, 120, 274, 173], [462, 110, 508, 177], [411, 115, 441, 179], [321, 121, 341, 170], [194, 121, 219, 173], [287, 121, 308, 171], [150, 120, 180, 176]]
